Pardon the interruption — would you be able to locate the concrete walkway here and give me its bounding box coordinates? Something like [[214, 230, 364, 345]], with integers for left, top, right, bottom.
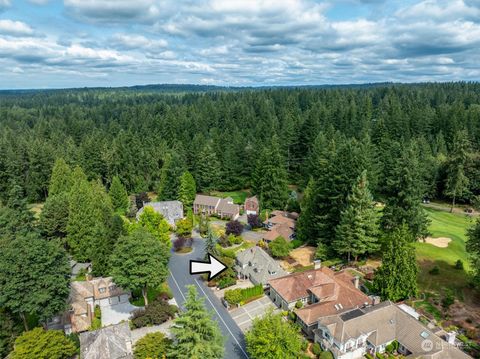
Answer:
[[131, 320, 174, 343]]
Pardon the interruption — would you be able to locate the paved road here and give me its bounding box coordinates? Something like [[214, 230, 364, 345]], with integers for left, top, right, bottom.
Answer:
[[167, 234, 249, 359]]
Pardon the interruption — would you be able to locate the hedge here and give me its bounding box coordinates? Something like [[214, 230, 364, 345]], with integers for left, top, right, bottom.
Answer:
[[224, 285, 263, 305]]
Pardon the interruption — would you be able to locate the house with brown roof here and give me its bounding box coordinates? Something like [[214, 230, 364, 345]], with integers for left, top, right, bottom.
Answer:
[[244, 195, 259, 215], [193, 194, 240, 220], [63, 277, 131, 333], [262, 210, 297, 243], [314, 301, 472, 359], [268, 261, 372, 337]]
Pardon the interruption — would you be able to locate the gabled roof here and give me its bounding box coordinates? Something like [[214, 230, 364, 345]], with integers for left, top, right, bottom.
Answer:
[[80, 322, 133, 359], [217, 198, 240, 215], [194, 194, 221, 207], [263, 224, 294, 241], [316, 301, 471, 359], [236, 246, 287, 284], [269, 267, 371, 325], [136, 201, 184, 225]]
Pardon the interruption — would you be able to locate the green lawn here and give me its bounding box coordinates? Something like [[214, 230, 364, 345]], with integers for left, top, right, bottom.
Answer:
[[415, 207, 474, 294], [209, 190, 250, 205]]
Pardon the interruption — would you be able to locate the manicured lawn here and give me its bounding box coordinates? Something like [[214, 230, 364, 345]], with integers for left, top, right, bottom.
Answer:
[[415, 207, 474, 294], [209, 190, 250, 205]]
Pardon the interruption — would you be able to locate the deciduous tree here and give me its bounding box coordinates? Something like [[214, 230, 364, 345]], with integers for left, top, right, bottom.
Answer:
[[10, 328, 76, 359], [110, 228, 170, 306]]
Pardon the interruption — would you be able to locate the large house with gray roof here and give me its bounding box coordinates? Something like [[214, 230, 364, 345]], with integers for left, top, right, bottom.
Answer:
[[136, 200, 184, 226], [235, 246, 287, 286], [314, 301, 471, 359], [80, 322, 133, 359]]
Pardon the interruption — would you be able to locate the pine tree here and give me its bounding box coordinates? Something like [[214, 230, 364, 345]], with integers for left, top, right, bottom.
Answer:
[[157, 151, 186, 201], [168, 286, 224, 359], [178, 171, 196, 208], [466, 218, 480, 288], [194, 144, 221, 192], [252, 137, 289, 210], [48, 158, 73, 196], [39, 193, 70, 240], [381, 143, 430, 240], [373, 225, 418, 301], [204, 227, 219, 258], [445, 130, 470, 211], [109, 175, 129, 214], [334, 171, 379, 262]]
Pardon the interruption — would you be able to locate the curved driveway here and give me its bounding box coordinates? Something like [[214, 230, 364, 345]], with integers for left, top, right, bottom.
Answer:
[[167, 233, 249, 359]]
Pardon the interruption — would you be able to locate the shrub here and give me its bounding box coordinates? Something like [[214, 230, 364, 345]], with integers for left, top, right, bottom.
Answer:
[[175, 218, 193, 238], [315, 243, 328, 260], [217, 276, 236, 289], [442, 289, 455, 308], [173, 236, 186, 251], [375, 353, 385, 359], [455, 259, 464, 270], [429, 266, 440, 275], [385, 343, 394, 354], [224, 285, 263, 305], [319, 351, 334, 359], [312, 342, 322, 356], [365, 354, 374, 359], [89, 305, 102, 330], [295, 300, 303, 309], [270, 236, 291, 258], [227, 234, 243, 246], [226, 220, 244, 236], [290, 239, 303, 249], [247, 214, 262, 228], [130, 298, 178, 329], [133, 332, 171, 359]]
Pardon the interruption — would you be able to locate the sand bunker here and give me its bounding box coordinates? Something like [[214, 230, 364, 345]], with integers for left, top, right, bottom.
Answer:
[[424, 236, 452, 248]]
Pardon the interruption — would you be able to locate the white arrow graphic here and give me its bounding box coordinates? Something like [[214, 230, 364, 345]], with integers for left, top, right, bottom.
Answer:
[[190, 254, 228, 281]]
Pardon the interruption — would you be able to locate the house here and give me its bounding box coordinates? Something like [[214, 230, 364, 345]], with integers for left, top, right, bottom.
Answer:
[[262, 210, 297, 243], [244, 195, 259, 215], [136, 200, 184, 226], [70, 259, 92, 278], [235, 246, 287, 286], [314, 301, 472, 359], [268, 261, 372, 337], [80, 322, 133, 359], [67, 277, 131, 333], [193, 194, 240, 220]]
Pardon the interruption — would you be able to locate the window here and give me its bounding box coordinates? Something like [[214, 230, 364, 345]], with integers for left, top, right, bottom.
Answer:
[[109, 285, 116, 291], [99, 287, 106, 293]]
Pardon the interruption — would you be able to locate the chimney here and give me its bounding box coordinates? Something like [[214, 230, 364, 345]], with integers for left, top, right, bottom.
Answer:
[[446, 331, 456, 345], [314, 260, 322, 270], [372, 296, 381, 305], [354, 276, 360, 289]]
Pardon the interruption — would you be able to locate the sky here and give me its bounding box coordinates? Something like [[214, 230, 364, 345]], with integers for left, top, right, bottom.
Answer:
[[0, 0, 480, 89]]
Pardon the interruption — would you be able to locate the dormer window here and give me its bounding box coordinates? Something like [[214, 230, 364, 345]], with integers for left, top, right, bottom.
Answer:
[[109, 285, 116, 291], [99, 287, 106, 293]]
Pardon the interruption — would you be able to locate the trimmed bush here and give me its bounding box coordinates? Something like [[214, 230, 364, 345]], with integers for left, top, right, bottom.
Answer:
[[226, 220, 244, 236], [312, 342, 322, 356], [224, 285, 263, 305], [131, 298, 178, 329], [217, 276, 236, 289], [295, 300, 303, 309], [319, 351, 334, 359]]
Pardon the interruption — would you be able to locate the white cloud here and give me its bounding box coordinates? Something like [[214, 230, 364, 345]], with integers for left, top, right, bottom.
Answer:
[[0, 19, 34, 36]]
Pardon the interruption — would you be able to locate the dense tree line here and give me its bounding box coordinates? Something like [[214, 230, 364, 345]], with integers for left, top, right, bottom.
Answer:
[[2, 83, 480, 205]]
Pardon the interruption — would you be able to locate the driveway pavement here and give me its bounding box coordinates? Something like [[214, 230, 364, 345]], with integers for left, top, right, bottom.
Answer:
[[168, 231, 249, 359], [229, 296, 279, 332], [101, 302, 140, 327]]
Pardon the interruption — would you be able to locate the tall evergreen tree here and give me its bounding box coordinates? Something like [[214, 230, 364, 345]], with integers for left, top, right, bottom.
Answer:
[[194, 143, 221, 192], [39, 193, 70, 241], [178, 171, 196, 208], [252, 137, 289, 210], [204, 227, 219, 258], [333, 171, 379, 262], [157, 151, 186, 201], [48, 158, 73, 197], [444, 130, 470, 211], [168, 285, 224, 359], [381, 143, 430, 240], [109, 175, 129, 214], [373, 225, 418, 301], [466, 218, 480, 289], [0, 234, 70, 329], [110, 228, 170, 306]]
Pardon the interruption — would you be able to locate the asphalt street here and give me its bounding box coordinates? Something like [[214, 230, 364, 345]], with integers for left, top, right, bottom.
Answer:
[[167, 233, 249, 359]]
